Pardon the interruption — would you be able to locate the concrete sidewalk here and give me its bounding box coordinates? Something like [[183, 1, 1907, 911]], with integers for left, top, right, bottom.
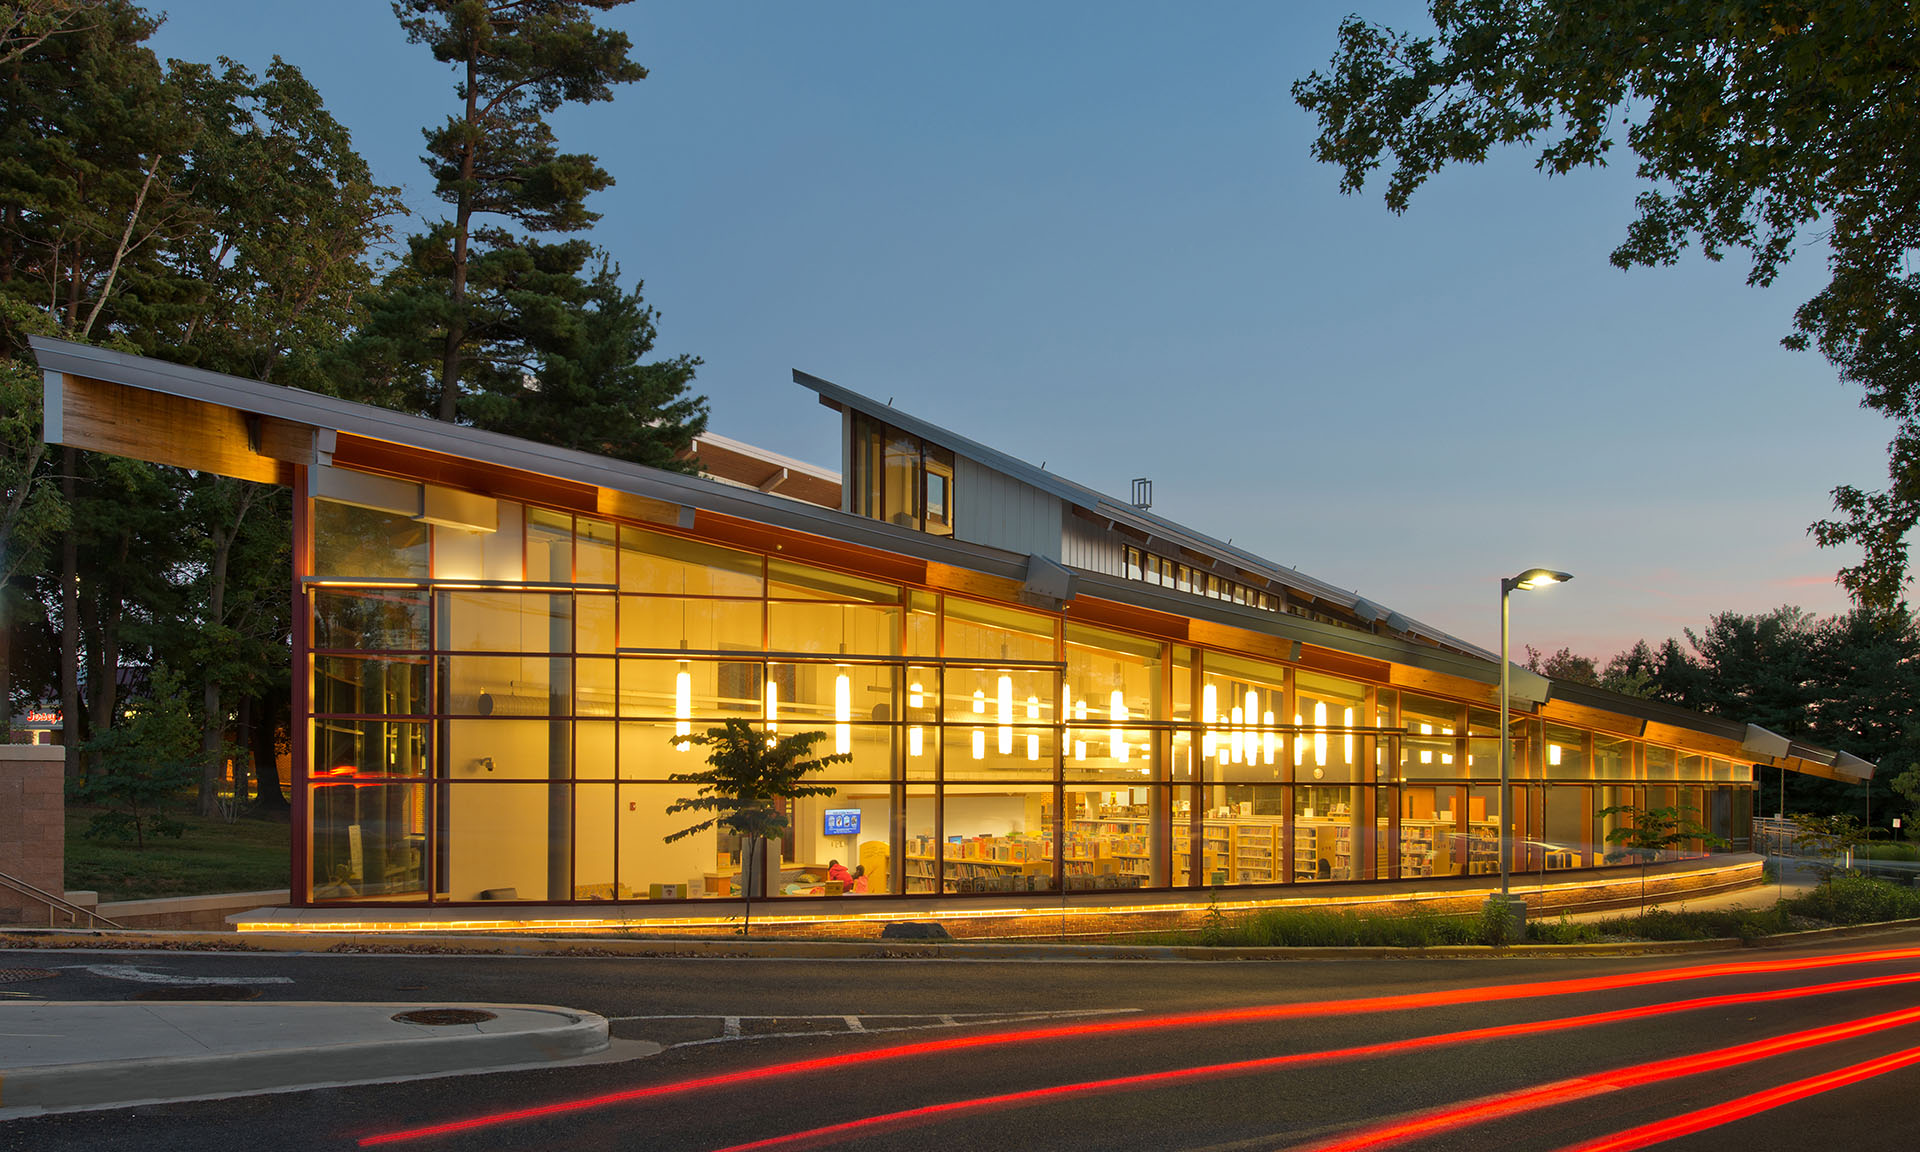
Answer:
[[0, 1001, 655, 1118]]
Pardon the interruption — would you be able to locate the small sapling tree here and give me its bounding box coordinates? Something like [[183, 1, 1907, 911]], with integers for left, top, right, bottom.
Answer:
[[665, 719, 845, 935], [1598, 803, 1726, 914]]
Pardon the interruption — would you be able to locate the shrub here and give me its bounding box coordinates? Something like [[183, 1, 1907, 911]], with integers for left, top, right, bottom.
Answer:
[[1784, 874, 1920, 925]]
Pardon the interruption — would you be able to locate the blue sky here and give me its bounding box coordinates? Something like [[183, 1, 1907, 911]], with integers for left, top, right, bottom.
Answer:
[[146, 1, 1896, 660]]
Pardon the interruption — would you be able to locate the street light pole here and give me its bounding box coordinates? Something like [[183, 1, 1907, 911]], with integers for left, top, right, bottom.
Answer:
[[1496, 568, 1572, 926]]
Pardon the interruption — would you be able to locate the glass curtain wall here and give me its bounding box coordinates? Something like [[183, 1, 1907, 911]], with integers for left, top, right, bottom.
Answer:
[[304, 487, 1753, 904]]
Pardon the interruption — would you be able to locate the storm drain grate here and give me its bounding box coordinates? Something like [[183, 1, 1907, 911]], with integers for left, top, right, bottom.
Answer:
[[0, 968, 56, 983], [133, 985, 261, 1001], [393, 1008, 497, 1026]]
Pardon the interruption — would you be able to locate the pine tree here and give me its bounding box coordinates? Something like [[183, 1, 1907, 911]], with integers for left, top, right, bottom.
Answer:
[[347, 0, 706, 466]]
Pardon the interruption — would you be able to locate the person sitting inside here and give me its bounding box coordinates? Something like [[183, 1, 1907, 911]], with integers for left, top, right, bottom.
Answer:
[[848, 864, 869, 894], [825, 859, 852, 887]]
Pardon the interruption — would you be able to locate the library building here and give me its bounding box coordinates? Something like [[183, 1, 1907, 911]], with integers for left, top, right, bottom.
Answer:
[[33, 337, 1875, 920]]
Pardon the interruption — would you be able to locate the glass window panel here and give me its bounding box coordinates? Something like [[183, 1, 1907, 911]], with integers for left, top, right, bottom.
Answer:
[[1293, 785, 1361, 881], [767, 662, 894, 726], [1645, 745, 1677, 780], [619, 782, 731, 897], [576, 657, 616, 718], [445, 718, 563, 779], [1064, 724, 1160, 782], [483, 500, 524, 581], [903, 787, 939, 893], [788, 784, 894, 893], [443, 782, 561, 900], [1402, 693, 1465, 778], [312, 718, 428, 778], [441, 656, 556, 716], [314, 498, 428, 580], [438, 591, 569, 654], [433, 523, 486, 582], [767, 559, 899, 603], [943, 598, 1054, 662], [576, 720, 616, 779], [575, 517, 618, 584], [940, 785, 1056, 893], [1594, 735, 1635, 779], [1600, 786, 1637, 866], [942, 725, 1057, 780], [881, 434, 919, 528], [314, 655, 428, 716], [1062, 787, 1156, 889], [309, 781, 427, 900], [801, 723, 894, 781], [1678, 752, 1708, 781], [572, 783, 618, 898], [618, 721, 707, 779], [619, 527, 763, 596], [905, 591, 938, 658], [1067, 625, 1162, 739], [1466, 785, 1503, 875], [619, 595, 762, 652], [769, 601, 901, 655], [314, 589, 428, 651], [1545, 723, 1589, 779], [944, 666, 1054, 724], [576, 593, 616, 654], [525, 508, 573, 583], [618, 658, 761, 721], [1294, 671, 1366, 784], [1399, 786, 1460, 877], [1541, 786, 1592, 868]]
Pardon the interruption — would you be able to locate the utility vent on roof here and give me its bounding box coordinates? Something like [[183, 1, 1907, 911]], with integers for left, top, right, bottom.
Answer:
[[1131, 477, 1152, 510]]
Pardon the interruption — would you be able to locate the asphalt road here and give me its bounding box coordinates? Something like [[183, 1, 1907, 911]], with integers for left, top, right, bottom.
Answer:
[[7, 929, 1920, 1152]]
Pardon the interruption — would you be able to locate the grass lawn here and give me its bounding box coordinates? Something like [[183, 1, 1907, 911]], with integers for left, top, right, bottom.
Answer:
[[64, 805, 291, 902]]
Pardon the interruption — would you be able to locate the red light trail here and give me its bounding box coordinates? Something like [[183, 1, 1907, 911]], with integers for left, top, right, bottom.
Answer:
[[698, 971, 1920, 1152], [356, 946, 1920, 1147], [1553, 1044, 1920, 1152], [1299, 1003, 1920, 1152]]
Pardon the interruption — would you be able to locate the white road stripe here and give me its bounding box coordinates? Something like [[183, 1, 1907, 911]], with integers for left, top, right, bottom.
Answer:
[[59, 964, 294, 986]]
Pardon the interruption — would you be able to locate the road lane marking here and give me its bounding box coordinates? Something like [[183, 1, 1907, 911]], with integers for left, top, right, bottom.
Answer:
[[58, 964, 293, 986]]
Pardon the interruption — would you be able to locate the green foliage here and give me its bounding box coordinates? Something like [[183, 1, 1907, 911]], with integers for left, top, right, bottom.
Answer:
[[1525, 912, 1603, 945], [1790, 811, 1870, 879], [64, 805, 288, 900], [72, 665, 199, 847], [1782, 873, 1920, 925], [1293, 4, 1920, 604], [1177, 905, 1479, 948], [1600, 803, 1723, 863], [1199, 887, 1227, 946], [1477, 896, 1522, 947], [664, 720, 847, 843], [340, 0, 708, 468], [1860, 842, 1920, 862]]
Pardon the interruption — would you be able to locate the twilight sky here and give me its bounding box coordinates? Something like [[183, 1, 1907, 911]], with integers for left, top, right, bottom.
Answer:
[[146, 1, 1897, 661]]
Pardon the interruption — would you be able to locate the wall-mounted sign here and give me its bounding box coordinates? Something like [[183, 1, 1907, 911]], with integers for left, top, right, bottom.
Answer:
[[823, 809, 861, 836]]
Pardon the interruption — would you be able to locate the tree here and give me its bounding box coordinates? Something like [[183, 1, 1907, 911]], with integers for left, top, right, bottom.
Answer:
[[1599, 802, 1725, 914], [339, 1, 705, 468], [1891, 765, 1920, 836], [665, 720, 845, 935], [1524, 644, 1598, 686], [72, 664, 198, 848], [0, 1, 99, 69], [1789, 811, 1867, 879], [1293, 4, 1920, 605]]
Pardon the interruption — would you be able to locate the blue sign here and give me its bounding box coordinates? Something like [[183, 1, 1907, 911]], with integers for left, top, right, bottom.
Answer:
[[823, 809, 861, 836]]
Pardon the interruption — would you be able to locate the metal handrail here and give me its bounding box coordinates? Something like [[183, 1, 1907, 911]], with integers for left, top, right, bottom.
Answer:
[[0, 870, 124, 929]]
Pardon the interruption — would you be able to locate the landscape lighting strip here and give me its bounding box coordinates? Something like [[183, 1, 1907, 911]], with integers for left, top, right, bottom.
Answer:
[[355, 946, 1920, 1147]]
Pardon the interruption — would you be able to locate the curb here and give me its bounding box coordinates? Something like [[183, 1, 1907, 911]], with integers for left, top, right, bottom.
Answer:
[[0, 1002, 609, 1114]]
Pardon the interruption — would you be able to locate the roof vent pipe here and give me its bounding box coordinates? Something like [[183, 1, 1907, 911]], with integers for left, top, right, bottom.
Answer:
[[1131, 477, 1152, 510]]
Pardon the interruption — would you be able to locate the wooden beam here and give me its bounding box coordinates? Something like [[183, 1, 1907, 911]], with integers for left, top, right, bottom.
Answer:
[[52, 372, 299, 484]]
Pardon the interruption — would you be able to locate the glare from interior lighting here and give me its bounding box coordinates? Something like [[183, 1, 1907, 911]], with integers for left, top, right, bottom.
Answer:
[[674, 669, 691, 750], [1110, 689, 1129, 762], [1074, 739, 1086, 761], [1344, 707, 1354, 762], [972, 728, 985, 760], [834, 673, 850, 755], [998, 675, 1013, 755], [1442, 725, 1454, 765], [1550, 743, 1562, 766], [1420, 722, 1432, 764], [909, 726, 923, 757], [909, 682, 923, 709], [764, 681, 778, 733], [1230, 705, 1244, 764], [972, 689, 984, 714], [1201, 683, 1217, 758], [1264, 710, 1276, 765], [1314, 700, 1328, 767], [1027, 734, 1039, 761]]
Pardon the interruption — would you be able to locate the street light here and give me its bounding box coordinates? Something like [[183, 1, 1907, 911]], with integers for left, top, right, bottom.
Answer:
[[1498, 568, 1572, 922]]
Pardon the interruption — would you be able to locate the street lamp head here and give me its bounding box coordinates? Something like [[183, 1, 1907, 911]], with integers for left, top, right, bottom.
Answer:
[[1507, 568, 1573, 593]]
